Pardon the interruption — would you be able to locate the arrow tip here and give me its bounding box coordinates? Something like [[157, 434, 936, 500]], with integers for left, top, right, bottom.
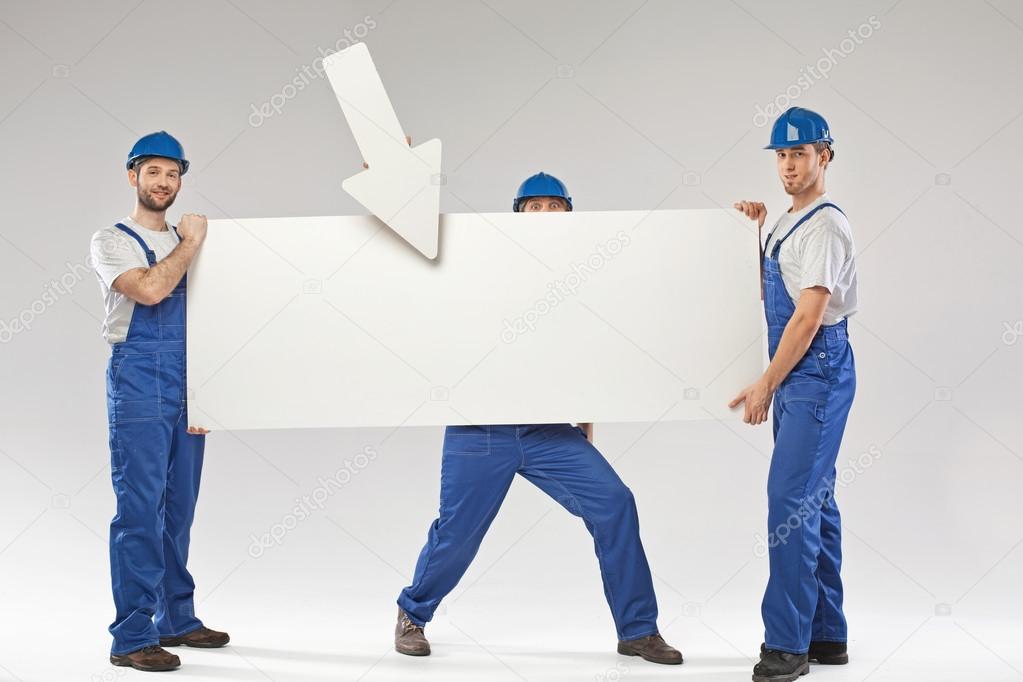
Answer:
[[342, 139, 442, 260]]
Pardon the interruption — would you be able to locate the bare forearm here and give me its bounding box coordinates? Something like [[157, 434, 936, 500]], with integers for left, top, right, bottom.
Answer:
[[134, 239, 200, 304], [763, 312, 820, 390]]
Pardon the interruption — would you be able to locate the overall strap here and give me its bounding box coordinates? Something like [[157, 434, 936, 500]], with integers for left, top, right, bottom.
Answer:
[[169, 225, 186, 288], [113, 222, 157, 266], [767, 202, 845, 259]]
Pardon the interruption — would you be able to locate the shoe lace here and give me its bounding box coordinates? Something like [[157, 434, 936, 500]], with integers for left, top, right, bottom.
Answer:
[[399, 613, 423, 635], [625, 633, 665, 647], [139, 645, 164, 655]]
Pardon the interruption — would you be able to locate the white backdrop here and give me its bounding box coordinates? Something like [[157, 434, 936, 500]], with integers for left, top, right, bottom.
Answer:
[[1, 1, 1021, 681], [187, 210, 762, 430]]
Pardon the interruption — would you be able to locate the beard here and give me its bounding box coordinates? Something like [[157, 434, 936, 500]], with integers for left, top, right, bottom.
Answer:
[[137, 185, 177, 212], [782, 181, 802, 196], [782, 175, 814, 196]]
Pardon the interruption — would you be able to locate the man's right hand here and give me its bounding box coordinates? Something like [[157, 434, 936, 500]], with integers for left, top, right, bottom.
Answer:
[[733, 201, 767, 229], [177, 213, 208, 244]]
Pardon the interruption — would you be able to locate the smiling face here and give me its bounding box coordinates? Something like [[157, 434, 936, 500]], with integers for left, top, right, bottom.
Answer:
[[520, 196, 568, 212], [775, 144, 829, 197], [129, 157, 181, 212]]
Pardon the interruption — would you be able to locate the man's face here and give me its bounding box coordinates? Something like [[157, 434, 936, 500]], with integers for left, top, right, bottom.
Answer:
[[775, 144, 826, 196], [129, 157, 181, 211], [521, 196, 568, 212]]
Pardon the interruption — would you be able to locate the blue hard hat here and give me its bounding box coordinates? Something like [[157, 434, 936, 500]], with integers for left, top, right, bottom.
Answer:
[[513, 172, 572, 212], [765, 107, 833, 149], [126, 131, 189, 174]]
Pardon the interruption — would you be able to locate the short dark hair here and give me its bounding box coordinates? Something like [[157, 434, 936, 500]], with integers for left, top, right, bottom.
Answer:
[[813, 141, 835, 163]]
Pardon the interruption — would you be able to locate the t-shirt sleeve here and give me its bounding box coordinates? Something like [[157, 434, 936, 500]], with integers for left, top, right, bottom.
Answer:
[[795, 212, 852, 294], [90, 229, 145, 289]]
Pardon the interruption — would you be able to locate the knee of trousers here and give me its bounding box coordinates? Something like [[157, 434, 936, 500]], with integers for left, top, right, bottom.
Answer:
[[112, 486, 165, 523], [585, 482, 637, 526]]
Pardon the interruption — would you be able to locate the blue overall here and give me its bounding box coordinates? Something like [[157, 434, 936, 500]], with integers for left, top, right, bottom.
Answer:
[[760, 203, 856, 653], [106, 223, 205, 654], [397, 424, 659, 641]]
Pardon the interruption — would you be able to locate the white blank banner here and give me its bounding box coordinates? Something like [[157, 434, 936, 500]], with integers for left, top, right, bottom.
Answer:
[[186, 209, 763, 431]]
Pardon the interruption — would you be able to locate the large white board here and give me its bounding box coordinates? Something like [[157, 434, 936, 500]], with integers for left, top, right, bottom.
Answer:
[[186, 209, 763, 431]]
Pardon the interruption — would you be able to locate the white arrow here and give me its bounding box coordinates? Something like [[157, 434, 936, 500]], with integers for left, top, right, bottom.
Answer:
[[323, 42, 442, 259]]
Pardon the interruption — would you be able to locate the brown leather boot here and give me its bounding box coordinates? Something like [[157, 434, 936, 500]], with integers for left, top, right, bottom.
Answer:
[[395, 608, 430, 656], [109, 645, 181, 671], [617, 633, 683, 665], [160, 626, 230, 648]]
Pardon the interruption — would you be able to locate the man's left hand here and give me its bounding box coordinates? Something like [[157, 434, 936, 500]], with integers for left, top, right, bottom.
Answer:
[[729, 379, 775, 425]]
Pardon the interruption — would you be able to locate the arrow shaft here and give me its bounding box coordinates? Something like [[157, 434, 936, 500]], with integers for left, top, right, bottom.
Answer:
[[324, 45, 407, 165], [324, 42, 442, 259]]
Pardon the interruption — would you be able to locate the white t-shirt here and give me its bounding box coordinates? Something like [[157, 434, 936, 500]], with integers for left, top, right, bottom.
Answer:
[[90, 217, 181, 344], [763, 194, 858, 325]]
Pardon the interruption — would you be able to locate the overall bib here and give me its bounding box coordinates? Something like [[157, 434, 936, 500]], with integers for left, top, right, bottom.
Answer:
[[106, 223, 205, 654], [761, 203, 856, 653], [398, 423, 659, 641]]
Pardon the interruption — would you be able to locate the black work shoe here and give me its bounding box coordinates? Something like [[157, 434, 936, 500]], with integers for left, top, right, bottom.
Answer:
[[807, 640, 848, 664], [109, 645, 181, 672], [760, 640, 848, 665], [160, 626, 230, 648], [395, 608, 430, 656], [753, 649, 809, 682], [617, 633, 683, 665]]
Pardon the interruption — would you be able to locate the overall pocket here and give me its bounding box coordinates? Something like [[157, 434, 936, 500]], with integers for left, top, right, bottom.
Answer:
[[791, 341, 831, 382], [157, 292, 186, 339], [443, 425, 491, 455], [110, 352, 161, 422]]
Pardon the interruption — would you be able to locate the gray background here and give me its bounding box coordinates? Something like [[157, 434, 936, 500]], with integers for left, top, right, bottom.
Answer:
[[1, 1, 1021, 680]]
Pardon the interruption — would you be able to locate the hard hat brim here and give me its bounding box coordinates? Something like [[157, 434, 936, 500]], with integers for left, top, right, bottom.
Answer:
[[126, 155, 190, 175], [764, 137, 833, 150], [513, 195, 573, 212]]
